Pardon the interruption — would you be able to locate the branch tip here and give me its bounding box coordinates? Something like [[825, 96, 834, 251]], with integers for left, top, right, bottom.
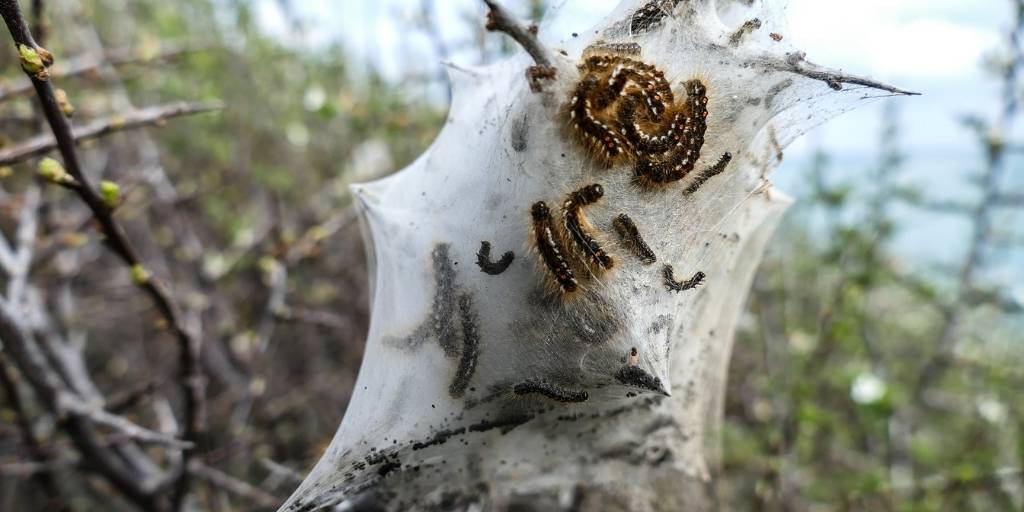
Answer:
[[481, 0, 556, 91]]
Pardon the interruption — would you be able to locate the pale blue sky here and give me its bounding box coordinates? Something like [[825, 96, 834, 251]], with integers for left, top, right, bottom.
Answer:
[[255, 0, 1022, 295]]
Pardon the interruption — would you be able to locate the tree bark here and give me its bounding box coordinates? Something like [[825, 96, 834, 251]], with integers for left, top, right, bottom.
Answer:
[[280, 1, 914, 510]]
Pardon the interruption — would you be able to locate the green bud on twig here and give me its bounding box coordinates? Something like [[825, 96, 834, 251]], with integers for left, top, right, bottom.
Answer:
[[130, 264, 151, 285], [37, 157, 76, 186], [18, 44, 50, 80], [99, 180, 121, 209], [55, 88, 75, 117]]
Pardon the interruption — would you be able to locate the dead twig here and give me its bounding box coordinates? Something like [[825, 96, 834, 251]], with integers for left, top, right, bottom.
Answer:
[[765, 52, 920, 96], [188, 461, 281, 509], [481, 0, 556, 92], [0, 101, 223, 166]]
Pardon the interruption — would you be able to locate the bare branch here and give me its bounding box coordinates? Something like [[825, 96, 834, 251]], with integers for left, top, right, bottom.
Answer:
[[260, 459, 305, 486], [481, 0, 552, 67], [481, 0, 556, 91], [764, 52, 920, 96], [0, 357, 67, 504], [995, 192, 1024, 206], [5, 187, 40, 307], [0, 304, 161, 507], [188, 461, 282, 509], [0, 101, 223, 166], [57, 398, 195, 450], [275, 305, 354, 331]]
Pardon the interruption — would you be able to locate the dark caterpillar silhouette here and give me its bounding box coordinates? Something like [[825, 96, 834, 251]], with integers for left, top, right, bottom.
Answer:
[[531, 201, 579, 294], [684, 152, 733, 194], [449, 293, 481, 398], [566, 48, 731, 188], [664, 265, 705, 293], [612, 214, 656, 265], [562, 184, 614, 272], [604, 0, 684, 37], [513, 379, 589, 403], [476, 241, 514, 275]]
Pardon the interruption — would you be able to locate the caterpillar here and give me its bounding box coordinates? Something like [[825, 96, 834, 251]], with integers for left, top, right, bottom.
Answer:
[[531, 201, 579, 294], [604, 0, 683, 37], [430, 244, 459, 356], [612, 214, 656, 265], [476, 241, 514, 275], [663, 265, 705, 292], [562, 184, 614, 272], [683, 152, 733, 195], [449, 293, 481, 398], [513, 379, 589, 403], [615, 365, 666, 394]]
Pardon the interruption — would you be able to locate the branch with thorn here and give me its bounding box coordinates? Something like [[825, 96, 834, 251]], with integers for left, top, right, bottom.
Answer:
[[481, 0, 557, 92]]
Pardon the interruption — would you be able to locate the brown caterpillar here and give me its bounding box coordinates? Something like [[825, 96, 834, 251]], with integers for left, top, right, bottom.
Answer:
[[612, 214, 656, 265], [567, 49, 726, 188], [663, 265, 705, 292], [604, 0, 683, 37], [513, 379, 589, 403], [531, 201, 579, 294], [683, 152, 733, 194], [562, 184, 614, 272]]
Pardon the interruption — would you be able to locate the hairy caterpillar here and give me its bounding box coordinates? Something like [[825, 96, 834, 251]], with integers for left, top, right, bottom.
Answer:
[[531, 201, 579, 294], [513, 379, 589, 403], [663, 265, 705, 292], [562, 184, 614, 272], [567, 49, 730, 189], [604, 0, 683, 37], [612, 214, 657, 265], [683, 152, 733, 194]]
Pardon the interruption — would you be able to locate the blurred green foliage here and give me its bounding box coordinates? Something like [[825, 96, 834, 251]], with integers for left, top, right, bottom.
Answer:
[[723, 104, 1024, 510]]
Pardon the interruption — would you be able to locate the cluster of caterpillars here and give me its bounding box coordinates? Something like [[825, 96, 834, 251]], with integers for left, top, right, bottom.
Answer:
[[525, 43, 724, 297], [568, 43, 732, 187]]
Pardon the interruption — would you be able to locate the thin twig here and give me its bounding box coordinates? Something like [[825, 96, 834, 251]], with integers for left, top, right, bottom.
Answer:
[[481, 0, 552, 67], [188, 461, 281, 509], [764, 52, 920, 96], [481, 0, 556, 91], [57, 398, 195, 450], [0, 101, 224, 166], [0, 43, 206, 103], [0, 357, 68, 508]]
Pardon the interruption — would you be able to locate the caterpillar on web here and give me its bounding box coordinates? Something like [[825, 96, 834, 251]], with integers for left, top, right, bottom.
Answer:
[[513, 379, 588, 403], [531, 201, 579, 294], [566, 47, 729, 189], [663, 265, 705, 293], [612, 214, 656, 265], [562, 184, 614, 272]]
